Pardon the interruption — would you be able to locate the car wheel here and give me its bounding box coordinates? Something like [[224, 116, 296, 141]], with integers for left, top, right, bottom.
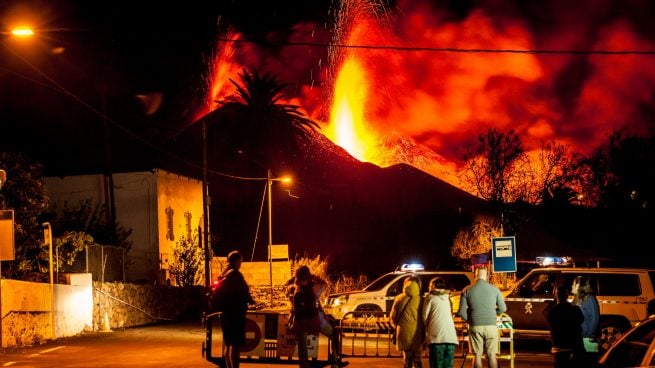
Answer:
[[598, 319, 627, 351]]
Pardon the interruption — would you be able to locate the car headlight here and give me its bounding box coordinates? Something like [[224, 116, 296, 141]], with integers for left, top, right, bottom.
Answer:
[[333, 295, 349, 307]]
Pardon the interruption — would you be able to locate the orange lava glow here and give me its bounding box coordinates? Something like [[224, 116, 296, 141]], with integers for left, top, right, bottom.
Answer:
[[200, 0, 655, 193], [325, 57, 377, 162]]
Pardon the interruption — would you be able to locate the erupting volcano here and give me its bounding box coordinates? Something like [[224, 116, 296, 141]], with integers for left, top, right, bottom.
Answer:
[[203, 0, 655, 192]]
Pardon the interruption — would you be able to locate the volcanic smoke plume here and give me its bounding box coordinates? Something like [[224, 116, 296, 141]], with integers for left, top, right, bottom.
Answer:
[[203, 0, 655, 189]]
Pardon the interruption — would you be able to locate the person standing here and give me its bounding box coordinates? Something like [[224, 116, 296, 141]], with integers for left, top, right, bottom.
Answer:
[[211, 250, 255, 368], [390, 276, 425, 368], [457, 267, 506, 368], [422, 277, 459, 368], [572, 276, 600, 364], [543, 284, 586, 368], [292, 266, 322, 368]]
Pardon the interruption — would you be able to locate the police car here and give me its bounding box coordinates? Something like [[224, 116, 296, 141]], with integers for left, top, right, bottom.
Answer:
[[504, 267, 655, 351], [323, 264, 474, 320]]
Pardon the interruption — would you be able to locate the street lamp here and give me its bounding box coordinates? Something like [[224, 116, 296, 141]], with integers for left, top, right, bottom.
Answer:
[[267, 169, 292, 306], [10, 26, 34, 38]]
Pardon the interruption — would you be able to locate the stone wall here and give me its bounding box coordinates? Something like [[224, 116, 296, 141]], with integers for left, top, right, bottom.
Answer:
[[2, 311, 51, 348], [1, 261, 294, 349], [92, 282, 204, 330]]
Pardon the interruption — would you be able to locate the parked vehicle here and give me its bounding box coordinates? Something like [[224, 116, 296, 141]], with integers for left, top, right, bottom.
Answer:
[[323, 264, 474, 320], [504, 267, 655, 351], [598, 314, 655, 367]]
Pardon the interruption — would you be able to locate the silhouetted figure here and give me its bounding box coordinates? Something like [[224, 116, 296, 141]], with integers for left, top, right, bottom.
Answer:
[[211, 251, 254, 368], [544, 284, 586, 368]]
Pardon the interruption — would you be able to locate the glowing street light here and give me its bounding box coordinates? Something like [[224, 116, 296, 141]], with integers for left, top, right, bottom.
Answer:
[[10, 26, 34, 38]]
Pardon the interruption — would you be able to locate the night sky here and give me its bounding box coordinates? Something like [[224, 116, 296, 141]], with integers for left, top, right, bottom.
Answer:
[[2, 0, 654, 175]]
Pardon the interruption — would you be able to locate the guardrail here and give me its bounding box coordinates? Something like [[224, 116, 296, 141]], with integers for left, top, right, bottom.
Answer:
[[338, 311, 401, 358]]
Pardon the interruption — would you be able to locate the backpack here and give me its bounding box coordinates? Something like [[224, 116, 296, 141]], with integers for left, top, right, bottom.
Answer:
[[293, 284, 319, 319]]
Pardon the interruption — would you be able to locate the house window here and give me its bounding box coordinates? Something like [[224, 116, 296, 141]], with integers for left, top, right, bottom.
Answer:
[[165, 207, 175, 241], [184, 211, 192, 240]]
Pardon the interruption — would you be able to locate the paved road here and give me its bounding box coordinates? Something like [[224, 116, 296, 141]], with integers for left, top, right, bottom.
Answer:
[[0, 321, 554, 367]]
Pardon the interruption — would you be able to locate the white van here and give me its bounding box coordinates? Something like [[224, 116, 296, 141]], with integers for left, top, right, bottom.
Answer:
[[323, 265, 474, 320]]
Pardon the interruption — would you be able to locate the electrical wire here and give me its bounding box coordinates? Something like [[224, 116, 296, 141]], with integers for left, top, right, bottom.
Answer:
[[217, 37, 655, 55]]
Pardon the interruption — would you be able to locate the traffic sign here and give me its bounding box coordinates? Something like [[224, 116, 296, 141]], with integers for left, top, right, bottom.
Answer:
[[491, 236, 517, 273]]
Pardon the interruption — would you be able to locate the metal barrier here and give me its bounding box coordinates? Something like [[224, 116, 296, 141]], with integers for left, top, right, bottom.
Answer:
[[459, 313, 515, 368], [202, 310, 348, 367], [338, 311, 403, 358]]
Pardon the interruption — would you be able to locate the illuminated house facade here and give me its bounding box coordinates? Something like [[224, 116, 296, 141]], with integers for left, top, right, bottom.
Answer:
[[45, 169, 204, 284]]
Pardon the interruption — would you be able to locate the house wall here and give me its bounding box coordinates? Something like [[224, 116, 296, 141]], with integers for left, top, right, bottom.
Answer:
[[155, 170, 203, 285], [45, 169, 203, 284]]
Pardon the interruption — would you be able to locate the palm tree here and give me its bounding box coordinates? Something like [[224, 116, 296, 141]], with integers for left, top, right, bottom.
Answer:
[[205, 69, 319, 172]]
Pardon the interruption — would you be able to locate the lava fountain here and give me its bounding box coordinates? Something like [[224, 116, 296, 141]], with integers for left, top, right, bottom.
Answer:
[[324, 57, 378, 162]]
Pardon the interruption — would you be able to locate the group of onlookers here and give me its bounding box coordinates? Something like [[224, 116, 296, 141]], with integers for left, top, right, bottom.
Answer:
[[209, 250, 343, 368], [389, 268, 600, 368], [390, 267, 506, 368], [209, 253, 600, 368]]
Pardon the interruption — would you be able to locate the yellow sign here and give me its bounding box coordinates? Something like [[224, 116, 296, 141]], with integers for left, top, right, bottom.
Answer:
[[269, 244, 289, 260], [0, 210, 15, 261]]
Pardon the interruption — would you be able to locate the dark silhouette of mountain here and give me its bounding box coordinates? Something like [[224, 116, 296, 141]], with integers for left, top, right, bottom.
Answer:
[[205, 131, 488, 278]]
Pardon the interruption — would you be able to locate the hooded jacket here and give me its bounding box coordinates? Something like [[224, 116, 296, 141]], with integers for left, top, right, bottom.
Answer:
[[422, 288, 459, 345], [390, 279, 424, 351]]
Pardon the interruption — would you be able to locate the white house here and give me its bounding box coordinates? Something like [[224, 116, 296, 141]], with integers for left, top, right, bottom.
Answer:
[[45, 169, 204, 284]]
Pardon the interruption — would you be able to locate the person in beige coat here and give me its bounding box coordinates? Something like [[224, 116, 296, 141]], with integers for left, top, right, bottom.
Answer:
[[423, 277, 459, 368], [390, 276, 425, 368]]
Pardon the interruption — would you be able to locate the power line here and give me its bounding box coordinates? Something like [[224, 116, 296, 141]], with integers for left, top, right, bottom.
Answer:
[[217, 37, 655, 55], [1, 42, 275, 183]]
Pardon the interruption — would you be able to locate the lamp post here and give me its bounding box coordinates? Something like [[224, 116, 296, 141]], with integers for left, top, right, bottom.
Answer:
[[0, 169, 5, 349], [266, 169, 292, 306], [42, 222, 55, 339], [1, 26, 33, 348]]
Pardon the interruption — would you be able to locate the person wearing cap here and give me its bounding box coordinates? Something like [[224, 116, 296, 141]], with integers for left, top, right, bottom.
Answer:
[[457, 268, 506, 368], [212, 250, 254, 368]]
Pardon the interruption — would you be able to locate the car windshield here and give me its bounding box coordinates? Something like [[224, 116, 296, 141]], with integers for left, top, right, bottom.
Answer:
[[363, 274, 399, 291]]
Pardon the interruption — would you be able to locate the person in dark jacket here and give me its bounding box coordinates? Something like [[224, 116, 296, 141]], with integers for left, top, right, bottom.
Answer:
[[212, 251, 254, 368], [543, 284, 586, 368]]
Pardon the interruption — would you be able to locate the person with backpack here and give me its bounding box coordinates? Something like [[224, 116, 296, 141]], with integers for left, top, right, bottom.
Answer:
[[292, 266, 322, 368]]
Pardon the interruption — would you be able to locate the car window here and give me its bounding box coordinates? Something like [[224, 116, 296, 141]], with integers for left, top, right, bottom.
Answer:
[[560, 273, 599, 296], [516, 271, 557, 298], [364, 274, 398, 291], [448, 275, 473, 291], [597, 274, 642, 296], [386, 276, 409, 297]]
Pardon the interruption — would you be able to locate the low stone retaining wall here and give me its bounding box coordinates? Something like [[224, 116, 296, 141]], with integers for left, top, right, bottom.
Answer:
[[92, 282, 204, 330]]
